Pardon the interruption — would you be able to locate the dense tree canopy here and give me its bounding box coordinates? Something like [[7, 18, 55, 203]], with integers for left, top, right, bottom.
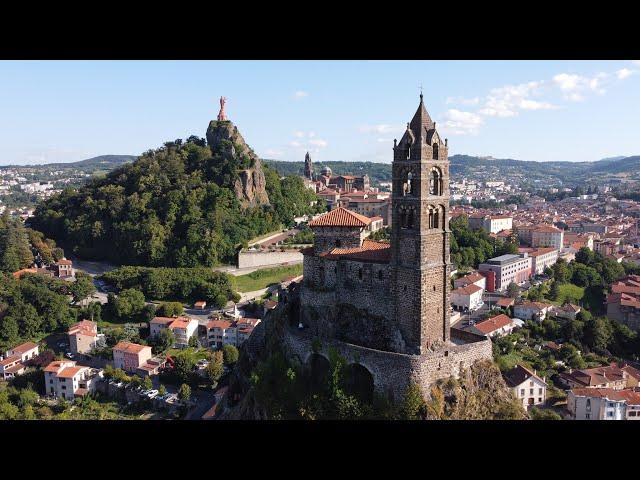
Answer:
[[31, 138, 322, 267], [450, 215, 518, 270]]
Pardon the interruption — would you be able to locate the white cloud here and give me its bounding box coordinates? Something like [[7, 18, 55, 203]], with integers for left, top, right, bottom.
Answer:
[[477, 81, 556, 118], [632, 61, 640, 66], [617, 68, 633, 79], [446, 96, 480, 106], [358, 124, 404, 134], [293, 131, 305, 138], [289, 141, 302, 148], [442, 109, 484, 135], [309, 139, 328, 148], [293, 91, 308, 99], [552, 72, 609, 100]]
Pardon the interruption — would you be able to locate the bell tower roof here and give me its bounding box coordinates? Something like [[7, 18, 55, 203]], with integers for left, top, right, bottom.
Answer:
[[409, 93, 434, 140]]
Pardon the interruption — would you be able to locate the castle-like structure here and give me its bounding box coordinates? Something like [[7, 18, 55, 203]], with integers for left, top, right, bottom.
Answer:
[[286, 95, 492, 400]]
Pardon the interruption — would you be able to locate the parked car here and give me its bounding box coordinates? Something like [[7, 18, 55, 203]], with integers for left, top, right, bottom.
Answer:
[[57, 341, 67, 348], [65, 352, 75, 359], [146, 390, 159, 399]]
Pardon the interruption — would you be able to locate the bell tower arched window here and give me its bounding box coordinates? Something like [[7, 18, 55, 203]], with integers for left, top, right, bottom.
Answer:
[[429, 168, 442, 196], [433, 143, 439, 160], [405, 172, 413, 195]]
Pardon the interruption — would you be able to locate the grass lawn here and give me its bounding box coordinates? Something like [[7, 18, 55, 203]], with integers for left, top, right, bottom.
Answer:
[[551, 284, 584, 306], [232, 264, 303, 293], [166, 347, 209, 361]]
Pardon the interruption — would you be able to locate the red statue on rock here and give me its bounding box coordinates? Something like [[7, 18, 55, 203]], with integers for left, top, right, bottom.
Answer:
[[217, 96, 227, 121]]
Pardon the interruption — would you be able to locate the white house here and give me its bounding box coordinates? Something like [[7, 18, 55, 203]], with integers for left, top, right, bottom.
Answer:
[[513, 301, 554, 322], [451, 284, 484, 311], [502, 364, 547, 409], [0, 341, 39, 380], [150, 316, 199, 348], [468, 314, 516, 338], [567, 388, 640, 420], [454, 272, 486, 290], [44, 360, 102, 400]]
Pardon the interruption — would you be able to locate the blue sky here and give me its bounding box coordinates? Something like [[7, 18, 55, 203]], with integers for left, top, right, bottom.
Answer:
[[1, 60, 639, 165]]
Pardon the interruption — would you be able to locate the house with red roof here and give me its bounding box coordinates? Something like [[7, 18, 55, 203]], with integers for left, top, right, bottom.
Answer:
[[568, 387, 640, 420], [44, 360, 102, 400], [468, 314, 516, 338]]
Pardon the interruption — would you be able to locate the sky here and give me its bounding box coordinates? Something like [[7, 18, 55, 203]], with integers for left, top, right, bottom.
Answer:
[[1, 60, 639, 165]]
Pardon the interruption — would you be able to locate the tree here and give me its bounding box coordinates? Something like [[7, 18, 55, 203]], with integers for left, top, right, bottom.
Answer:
[[153, 328, 175, 353], [69, 272, 96, 304], [222, 344, 239, 365], [158, 384, 167, 396], [551, 259, 570, 283], [188, 335, 199, 348], [205, 358, 224, 385], [109, 288, 146, 321], [173, 350, 197, 384], [400, 383, 427, 420], [178, 383, 191, 402], [507, 282, 520, 298], [157, 302, 184, 317], [142, 376, 153, 390], [583, 317, 613, 352]]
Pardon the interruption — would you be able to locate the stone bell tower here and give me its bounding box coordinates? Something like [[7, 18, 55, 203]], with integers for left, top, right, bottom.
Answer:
[[390, 94, 451, 354]]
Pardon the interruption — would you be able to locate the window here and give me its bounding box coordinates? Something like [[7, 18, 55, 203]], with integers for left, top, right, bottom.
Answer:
[[433, 143, 439, 160], [538, 398, 542, 403], [585, 413, 590, 419], [378, 270, 383, 281], [538, 388, 543, 395], [530, 389, 533, 395], [358, 269, 363, 281], [520, 389, 525, 396]]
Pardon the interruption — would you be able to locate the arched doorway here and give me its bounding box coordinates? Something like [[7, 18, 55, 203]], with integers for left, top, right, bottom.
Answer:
[[307, 353, 331, 392], [343, 363, 374, 404]]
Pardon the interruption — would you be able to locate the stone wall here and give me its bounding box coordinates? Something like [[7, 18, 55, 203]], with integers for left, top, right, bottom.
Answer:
[[237, 250, 303, 269], [282, 327, 492, 402]]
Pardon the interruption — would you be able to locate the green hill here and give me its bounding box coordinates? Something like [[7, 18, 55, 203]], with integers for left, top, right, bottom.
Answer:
[[30, 126, 322, 267]]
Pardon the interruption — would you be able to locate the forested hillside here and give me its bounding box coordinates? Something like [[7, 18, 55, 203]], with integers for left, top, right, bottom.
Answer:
[[31, 128, 323, 267]]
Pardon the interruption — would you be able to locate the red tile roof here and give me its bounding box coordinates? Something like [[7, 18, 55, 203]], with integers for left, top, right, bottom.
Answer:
[[452, 284, 483, 295], [474, 314, 513, 334], [207, 320, 233, 330], [113, 341, 150, 355], [308, 207, 372, 228], [571, 388, 640, 405], [9, 341, 39, 354], [320, 239, 391, 264]]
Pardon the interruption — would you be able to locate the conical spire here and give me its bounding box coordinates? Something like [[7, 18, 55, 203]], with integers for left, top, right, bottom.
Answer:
[[409, 93, 434, 140]]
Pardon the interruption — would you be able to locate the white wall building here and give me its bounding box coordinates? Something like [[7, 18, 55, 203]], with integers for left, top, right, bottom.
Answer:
[[568, 388, 640, 420], [503, 365, 547, 409]]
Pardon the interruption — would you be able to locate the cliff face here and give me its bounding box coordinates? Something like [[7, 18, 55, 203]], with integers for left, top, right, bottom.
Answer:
[[206, 120, 270, 208]]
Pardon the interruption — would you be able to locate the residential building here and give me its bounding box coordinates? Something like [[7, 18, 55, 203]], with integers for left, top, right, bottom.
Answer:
[[454, 272, 486, 291], [503, 364, 547, 408], [568, 388, 640, 420], [526, 247, 559, 275], [0, 342, 39, 380], [451, 284, 484, 311], [531, 225, 564, 250], [468, 314, 516, 338], [558, 363, 640, 390], [112, 342, 153, 373], [149, 316, 199, 348], [206, 319, 236, 349], [606, 275, 640, 330], [469, 214, 513, 234], [44, 360, 102, 400], [68, 319, 101, 355], [50, 258, 74, 278], [554, 303, 582, 321], [205, 317, 262, 348], [513, 301, 554, 322], [478, 253, 532, 292]]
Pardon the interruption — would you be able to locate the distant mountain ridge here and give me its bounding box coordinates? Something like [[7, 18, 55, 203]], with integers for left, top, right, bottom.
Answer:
[[0, 155, 136, 170], [265, 154, 640, 187]]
